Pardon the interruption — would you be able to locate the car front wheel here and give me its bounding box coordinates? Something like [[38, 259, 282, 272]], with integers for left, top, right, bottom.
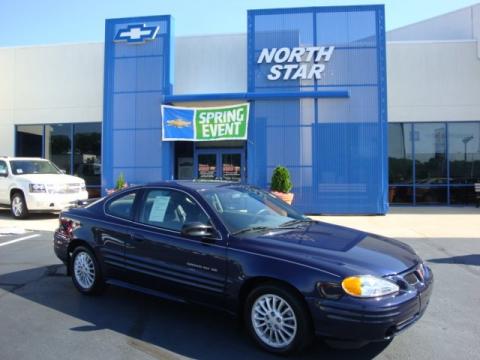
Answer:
[[70, 246, 105, 295], [11, 192, 28, 219], [245, 284, 313, 354]]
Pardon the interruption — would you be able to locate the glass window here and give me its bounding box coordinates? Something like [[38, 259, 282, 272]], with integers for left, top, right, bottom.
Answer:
[[0, 161, 8, 176], [73, 123, 102, 189], [201, 186, 305, 234], [388, 123, 413, 184], [450, 186, 477, 205], [45, 124, 72, 172], [414, 123, 447, 184], [16, 125, 43, 157], [106, 192, 137, 220], [139, 189, 209, 232], [388, 185, 413, 204], [415, 186, 447, 205], [448, 123, 480, 184], [10, 160, 60, 175]]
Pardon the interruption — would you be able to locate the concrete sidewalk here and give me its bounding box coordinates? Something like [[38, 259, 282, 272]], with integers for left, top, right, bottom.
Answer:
[[1, 207, 479, 239], [312, 207, 480, 239]]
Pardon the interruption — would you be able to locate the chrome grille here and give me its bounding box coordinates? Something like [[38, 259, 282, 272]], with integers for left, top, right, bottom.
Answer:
[[47, 183, 81, 194]]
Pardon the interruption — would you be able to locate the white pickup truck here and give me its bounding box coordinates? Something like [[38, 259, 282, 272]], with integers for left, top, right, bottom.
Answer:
[[0, 157, 88, 219]]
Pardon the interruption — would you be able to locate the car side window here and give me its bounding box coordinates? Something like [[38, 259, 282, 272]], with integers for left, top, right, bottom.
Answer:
[[105, 191, 137, 220], [0, 161, 7, 176], [139, 189, 209, 232]]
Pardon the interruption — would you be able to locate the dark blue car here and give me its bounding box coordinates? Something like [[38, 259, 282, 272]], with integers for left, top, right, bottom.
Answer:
[[53, 181, 433, 354]]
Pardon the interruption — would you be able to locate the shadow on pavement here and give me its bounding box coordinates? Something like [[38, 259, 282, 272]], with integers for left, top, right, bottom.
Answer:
[[428, 254, 480, 267], [0, 265, 392, 360]]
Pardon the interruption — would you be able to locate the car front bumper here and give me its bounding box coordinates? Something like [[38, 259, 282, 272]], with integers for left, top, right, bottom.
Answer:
[[25, 191, 89, 211], [306, 269, 434, 342]]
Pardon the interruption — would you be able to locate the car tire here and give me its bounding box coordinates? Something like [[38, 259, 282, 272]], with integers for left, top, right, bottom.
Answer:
[[244, 283, 313, 355], [70, 246, 105, 295], [11, 192, 29, 219]]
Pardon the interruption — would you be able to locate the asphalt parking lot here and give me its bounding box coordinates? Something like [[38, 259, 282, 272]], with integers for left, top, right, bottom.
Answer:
[[0, 210, 479, 360]]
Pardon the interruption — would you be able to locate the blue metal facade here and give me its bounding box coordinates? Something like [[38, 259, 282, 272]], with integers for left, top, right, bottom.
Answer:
[[247, 6, 388, 214], [102, 16, 173, 191], [102, 6, 388, 214]]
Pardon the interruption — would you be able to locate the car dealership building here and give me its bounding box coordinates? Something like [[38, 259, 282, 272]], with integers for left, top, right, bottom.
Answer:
[[0, 4, 479, 214]]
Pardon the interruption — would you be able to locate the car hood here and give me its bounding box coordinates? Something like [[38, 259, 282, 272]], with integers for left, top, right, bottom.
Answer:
[[235, 221, 420, 277], [14, 174, 85, 184]]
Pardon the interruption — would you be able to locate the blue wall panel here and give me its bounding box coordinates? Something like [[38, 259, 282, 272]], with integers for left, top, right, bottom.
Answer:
[[248, 6, 388, 214], [103, 16, 173, 191]]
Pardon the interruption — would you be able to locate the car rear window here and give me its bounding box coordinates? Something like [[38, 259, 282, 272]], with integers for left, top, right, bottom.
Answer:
[[105, 192, 137, 220]]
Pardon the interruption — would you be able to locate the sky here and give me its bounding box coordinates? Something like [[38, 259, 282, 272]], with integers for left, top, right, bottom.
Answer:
[[0, 0, 478, 46]]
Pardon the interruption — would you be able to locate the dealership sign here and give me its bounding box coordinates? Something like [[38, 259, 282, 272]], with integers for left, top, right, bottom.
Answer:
[[257, 46, 335, 80], [161, 104, 249, 141], [114, 24, 159, 43]]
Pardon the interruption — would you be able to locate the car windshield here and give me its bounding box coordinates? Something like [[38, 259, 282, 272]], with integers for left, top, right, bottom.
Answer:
[[10, 160, 61, 175], [199, 186, 310, 235]]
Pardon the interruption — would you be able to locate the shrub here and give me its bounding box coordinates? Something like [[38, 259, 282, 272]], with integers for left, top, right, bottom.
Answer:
[[115, 172, 126, 190], [270, 166, 293, 193]]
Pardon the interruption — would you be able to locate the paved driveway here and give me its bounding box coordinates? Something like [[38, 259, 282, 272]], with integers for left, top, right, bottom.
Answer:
[[0, 207, 479, 359]]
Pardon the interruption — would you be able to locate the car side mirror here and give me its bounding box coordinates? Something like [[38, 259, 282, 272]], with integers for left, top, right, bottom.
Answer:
[[60, 169, 67, 174], [0, 168, 7, 177], [181, 222, 216, 239]]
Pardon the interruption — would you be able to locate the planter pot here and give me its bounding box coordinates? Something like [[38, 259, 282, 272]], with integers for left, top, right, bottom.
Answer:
[[271, 191, 294, 205]]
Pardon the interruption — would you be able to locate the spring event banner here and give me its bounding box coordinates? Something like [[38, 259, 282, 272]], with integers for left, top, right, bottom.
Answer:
[[161, 103, 249, 141]]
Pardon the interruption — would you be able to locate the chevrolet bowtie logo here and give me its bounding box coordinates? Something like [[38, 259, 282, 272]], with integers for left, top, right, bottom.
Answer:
[[114, 24, 159, 44]]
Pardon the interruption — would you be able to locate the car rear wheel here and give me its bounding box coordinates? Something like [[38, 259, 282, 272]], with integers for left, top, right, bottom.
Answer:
[[245, 284, 313, 354], [70, 246, 105, 295], [11, 192, 28, 219]]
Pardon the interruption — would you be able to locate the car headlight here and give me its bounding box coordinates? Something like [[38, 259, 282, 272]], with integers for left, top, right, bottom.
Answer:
[[29, 184, 46, 193], [342, 275, 399, 298], [80, 183, 86, 191]]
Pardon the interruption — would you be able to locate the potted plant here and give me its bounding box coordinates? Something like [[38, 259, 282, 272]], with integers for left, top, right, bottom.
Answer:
[[270, 166, 294, 205], [106, 172, 128, 195]]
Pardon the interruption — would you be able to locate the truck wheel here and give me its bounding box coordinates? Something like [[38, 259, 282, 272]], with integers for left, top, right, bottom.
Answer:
[[11, 192, 29, 219]]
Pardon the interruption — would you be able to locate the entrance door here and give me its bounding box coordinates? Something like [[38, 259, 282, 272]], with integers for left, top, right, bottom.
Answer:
[[195, 148, 244, 182]]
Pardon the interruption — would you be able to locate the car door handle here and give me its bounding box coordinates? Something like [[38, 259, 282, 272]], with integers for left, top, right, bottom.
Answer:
[[130, 233, 145, 242]]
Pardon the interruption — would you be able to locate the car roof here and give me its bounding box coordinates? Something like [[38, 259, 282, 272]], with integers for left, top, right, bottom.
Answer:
[[145, 180, 244, 191]]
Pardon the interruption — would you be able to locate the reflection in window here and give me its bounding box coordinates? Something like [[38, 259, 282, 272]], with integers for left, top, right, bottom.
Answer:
[[415, 186, 447, 205], [388, 186, 413, 204], [73, 123, 101, 191], [15, 123, 102, 198], [448, 123, 480, 184], [414, 123, 447, 184], [16, 125, 43, 157], [45, 124, 72, 172], [388, 123, 412, 184]]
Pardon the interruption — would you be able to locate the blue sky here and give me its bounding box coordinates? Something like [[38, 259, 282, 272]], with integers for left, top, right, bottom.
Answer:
[[0, 0, 478, 46]]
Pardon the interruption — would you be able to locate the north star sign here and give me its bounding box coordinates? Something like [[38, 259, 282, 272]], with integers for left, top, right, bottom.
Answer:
[[114, 24, 159, 43], [257, 46, 335, 80]]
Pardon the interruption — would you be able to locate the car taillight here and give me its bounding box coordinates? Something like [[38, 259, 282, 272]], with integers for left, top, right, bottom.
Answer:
[[59, 217, 76, 236]]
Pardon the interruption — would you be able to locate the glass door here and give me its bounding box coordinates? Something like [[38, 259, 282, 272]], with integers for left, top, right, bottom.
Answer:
[[197, 153, 217, 180], [195, 148, 244, 182]]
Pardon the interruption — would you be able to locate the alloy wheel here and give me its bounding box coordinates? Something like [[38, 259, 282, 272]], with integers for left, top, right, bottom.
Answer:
[[12, 196, 23, 217], [251, 293, 298, 348], [73, 252, 96, 290]]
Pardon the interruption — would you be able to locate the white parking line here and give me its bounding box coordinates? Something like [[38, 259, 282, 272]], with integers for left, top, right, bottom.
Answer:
[[0, 234, 41, 247]]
